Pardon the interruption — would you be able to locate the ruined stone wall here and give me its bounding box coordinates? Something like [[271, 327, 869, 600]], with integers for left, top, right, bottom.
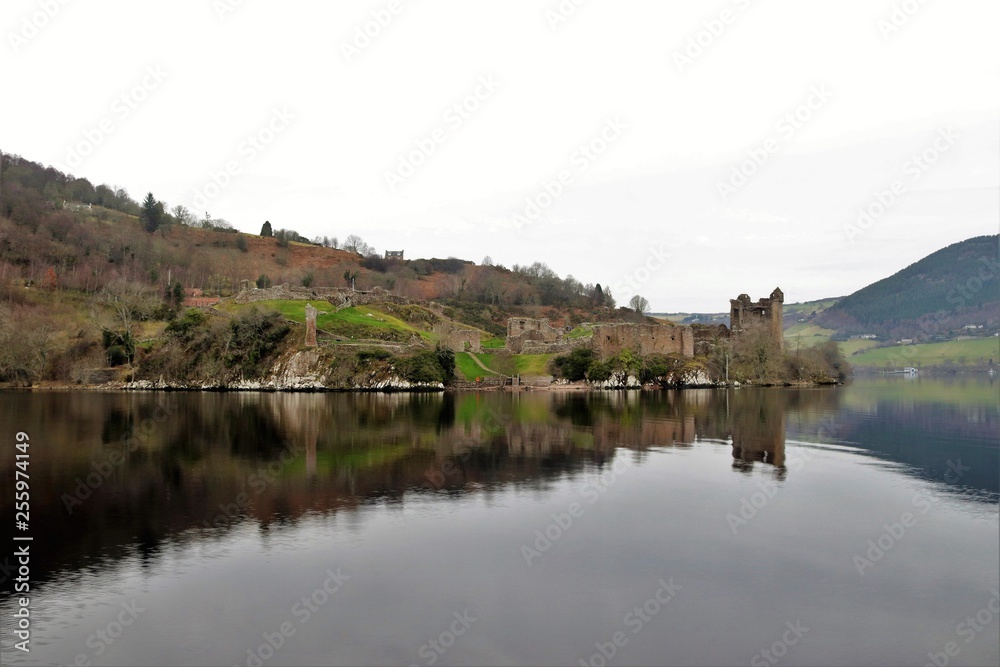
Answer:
[[231, 284, 409, 310], [591, 323, 694, 358], [434, 323, 482, 353], [729, 288, 784, 350], [507, 318, 565, 353], [692, 323, 730, 357]]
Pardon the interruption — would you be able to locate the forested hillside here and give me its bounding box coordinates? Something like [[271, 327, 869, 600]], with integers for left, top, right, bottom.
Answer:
[[815, 235, 999, 341]]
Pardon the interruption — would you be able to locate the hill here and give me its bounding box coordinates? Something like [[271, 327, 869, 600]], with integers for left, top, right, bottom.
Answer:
[[814, 235, 999, 341], [0, 150, 649, 385]]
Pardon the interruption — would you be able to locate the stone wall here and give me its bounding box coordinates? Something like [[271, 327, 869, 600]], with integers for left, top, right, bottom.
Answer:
[[692, 323, 730, 357], [730, 287, 784, 350], [591, 323, 694, 358], [434, 323, 482, 353], [506, 317, 565, 353], [231, 284, 409, 310]]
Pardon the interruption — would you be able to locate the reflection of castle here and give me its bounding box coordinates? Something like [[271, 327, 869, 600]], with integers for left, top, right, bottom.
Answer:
[[729, 390, 787, 476], [16, 388, 836, 589]]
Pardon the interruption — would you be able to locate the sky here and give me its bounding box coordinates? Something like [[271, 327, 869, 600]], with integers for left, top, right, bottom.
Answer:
[[2, 0, 998, 312]]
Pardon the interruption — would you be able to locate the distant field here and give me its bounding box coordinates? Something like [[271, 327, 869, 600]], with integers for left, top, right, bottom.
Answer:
[[848, 338, 999, 368], [839, 339, 880, 357], [784, 323, 837, 344]]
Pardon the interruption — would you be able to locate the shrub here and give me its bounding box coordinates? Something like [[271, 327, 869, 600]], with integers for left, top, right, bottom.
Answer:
[[225, 309, 290, 373], [586, 359, 613, 382], [554, 347, 594, 381]]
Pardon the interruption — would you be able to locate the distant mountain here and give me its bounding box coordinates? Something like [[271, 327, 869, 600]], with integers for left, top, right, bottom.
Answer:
[[815, 235, 999, 341]]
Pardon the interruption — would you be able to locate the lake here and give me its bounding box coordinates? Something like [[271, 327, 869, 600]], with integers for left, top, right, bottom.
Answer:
[[1, 377, 997, 666]]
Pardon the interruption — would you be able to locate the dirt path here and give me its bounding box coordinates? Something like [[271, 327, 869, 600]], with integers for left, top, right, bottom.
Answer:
[[468, 352, 501, 376]]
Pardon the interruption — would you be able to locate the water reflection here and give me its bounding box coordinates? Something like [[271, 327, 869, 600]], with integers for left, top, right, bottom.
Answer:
[[0, 380, 996, 599]]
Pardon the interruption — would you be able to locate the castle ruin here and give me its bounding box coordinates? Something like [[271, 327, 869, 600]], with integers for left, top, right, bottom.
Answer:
[[730, 288, 784, 350]]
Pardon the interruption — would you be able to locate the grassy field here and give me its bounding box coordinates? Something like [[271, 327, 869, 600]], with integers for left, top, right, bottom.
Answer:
[[455, 352, 496, 380], [784, 323, 837, 345], [848, 338, 999, 368], [472, 353, 555, 376], [227, 301, 436, 342], [839, 339, 880, 357], [481, 337, 506, 349], [566, 326, 593, 339]]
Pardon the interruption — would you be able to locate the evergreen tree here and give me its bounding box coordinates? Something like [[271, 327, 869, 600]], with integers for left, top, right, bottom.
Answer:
[[260, 220, 273, 237], [140, 192, 162, 233]]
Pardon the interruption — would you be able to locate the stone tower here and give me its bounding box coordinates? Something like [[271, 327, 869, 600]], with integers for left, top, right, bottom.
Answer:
[[729, 287, 784, 350]]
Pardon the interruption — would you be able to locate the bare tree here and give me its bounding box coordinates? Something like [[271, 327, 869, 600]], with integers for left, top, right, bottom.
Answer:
[[629, 294, 650, 315], [93, 279, 158, 367]]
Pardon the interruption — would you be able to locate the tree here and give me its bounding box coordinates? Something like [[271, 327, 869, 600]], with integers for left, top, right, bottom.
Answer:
[[41, 266, 58, 290], [260, 221, 273, 237], [172, 205, 194, 226], [95, 279, 157, 367], [482, 256, 494, 267], [629, 294, 650, 315], [343, 270, 358, 290], [593, 283, 605, 307], [140, 192, 163, 233], [256, 274, 272, 289], [343, 234, 373, 255]]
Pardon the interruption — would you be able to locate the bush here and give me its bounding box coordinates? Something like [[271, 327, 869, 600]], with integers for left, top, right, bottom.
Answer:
[[398, 350, 447, 384], [356, 348, 392, 363], [586, 359, 613, 382], [165, 309, 208, 340], [361, 255, 389, 273], [225, 309, 290, 373], [554, 347, 594, 381]]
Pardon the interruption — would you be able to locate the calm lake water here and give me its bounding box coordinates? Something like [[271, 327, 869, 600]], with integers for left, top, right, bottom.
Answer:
[[1, 377, 998, 666]]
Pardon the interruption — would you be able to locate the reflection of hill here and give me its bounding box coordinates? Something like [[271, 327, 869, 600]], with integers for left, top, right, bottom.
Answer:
[[791, 380, 999, 495], [2, 382, 992, 595]]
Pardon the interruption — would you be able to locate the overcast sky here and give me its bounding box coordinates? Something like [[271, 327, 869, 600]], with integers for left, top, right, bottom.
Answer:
[[2, 0, 998, 311]]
